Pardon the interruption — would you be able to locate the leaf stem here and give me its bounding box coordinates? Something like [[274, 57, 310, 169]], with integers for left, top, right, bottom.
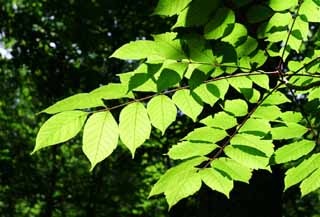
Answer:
[[90, 71, 279, 114], [201, 82, 283, 169], [279, 0, 303, 64]]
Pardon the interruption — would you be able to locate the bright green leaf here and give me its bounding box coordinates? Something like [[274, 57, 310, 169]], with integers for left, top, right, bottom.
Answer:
[[222, 23, 248, 46], [41, 93, 104, 114], [172, 89, 203, 121], [183, 127, 227, 143], [119, 102, 151, 157], [249, 74, 269, 89], [90, 83, 134, 99], [300, 0, 320, 22], [273, 140, 316, 164], [147, 95, 177, 134], [33, 111, 88, 153], [308, 88, 320, 101], [263, 91, 290, 105], [204, 8, 235, 40], [110, 40, 157, 60], [269, 0, 298, 11], [149, 157, 205, 208], [252, 105, 282, 120], [284, 153, 320, 190], [300, 168, 320, 197], [271, 123, 308, 140], [239, 118, 271, 135], [200, 168, 233, 198], [168, 141, 218, 160], [212, 157, 252, 183], [279, 111, 303, 123], [224, 99, 248, 117], [82, 111, 119, 170], [200, 112, 237, 130], [153, 0, 192, 16]]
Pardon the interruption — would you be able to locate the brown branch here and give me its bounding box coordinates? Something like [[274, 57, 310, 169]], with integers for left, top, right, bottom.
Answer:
[[290, 57, 320, 77], [91, 71, 280, 114], [180, 59, 267, 74], [201, 82, 283, 169], [280, 0, 303, 64], [283, 81, 318, 142], [286, 80, 320, 90]]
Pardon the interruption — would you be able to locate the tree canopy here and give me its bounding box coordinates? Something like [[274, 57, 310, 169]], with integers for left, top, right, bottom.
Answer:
[[2, 0, 320, 215], [32, 0, 320, 209]]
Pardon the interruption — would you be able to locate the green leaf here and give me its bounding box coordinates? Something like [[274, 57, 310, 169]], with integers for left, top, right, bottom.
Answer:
[[300, 0, 320, 22], [33, 111, 88, 153], [271, 123, 308, 140], [147, 95, 177, 134], [183, 127, 227, 143], [193, 83, 219, 106], [168, 141, 218, 160], [249, 50, 268, 68], [82, 111, 119, 170], [263, 91, 290, 105], [239, 88, 260, 104], [231, 134, 274, 156], [308, 88, 320, 101], [204, 7, 235, 40], [173, 0, 220, 27], [184, 34, 216, 63], [200, 168, 233, 198], [212, 157, 252, 183], [279, 111, 303, 123], [110, 40, 157, 60], [246, 4, 273, 23], [202, 79, 229, 101], [269, 0, 298, 11], [252, 105, 282, 120], [90, 83, 134, 99], [225, 134, 274, 169], [152, 32, 187, 60], [228, 76, 253, 93], [110, 33, 186, 61], [118, 63, 158, 92], [273, 140, 316, 164], [153, 0, 192, 16], [41, 93, 104, 114], [239, 118, 271, 135], [222, 23, 248, 46], [284, 153, 320, 190], [165, 169, 201, 209], [149, 157, 206, 208], [119, 102, 151, 157], [314, 0, 320, 6], [200, 112, 237, 130], [300, 168, 320, 197], [224, 145, 270, 170], [236, 36, 258, 57], [172, 89, 203, 121], [249, 74, 269, 89], [224, 99, 248, 117]]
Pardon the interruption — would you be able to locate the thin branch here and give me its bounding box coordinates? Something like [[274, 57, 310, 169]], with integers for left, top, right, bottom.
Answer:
[[290, 57, 320, 76], [201, 82, 283, 169], [180, 59, 267, 74], [91, 71, 279, 114], [286, 80, 320, 90], [280, 0, 303, 64], [283, 82, 318, 142]]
